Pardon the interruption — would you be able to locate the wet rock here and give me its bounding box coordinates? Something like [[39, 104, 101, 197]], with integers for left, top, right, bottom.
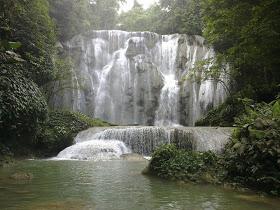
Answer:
[[254, 118, 266, 129]]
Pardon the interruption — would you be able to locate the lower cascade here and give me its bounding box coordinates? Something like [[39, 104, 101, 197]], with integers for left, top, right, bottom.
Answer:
[[56, 140, 131, 161], [56, 126, 233, 160]]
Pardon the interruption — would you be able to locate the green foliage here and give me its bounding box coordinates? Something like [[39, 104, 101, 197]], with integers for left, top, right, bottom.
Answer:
[[118, 0, 202, 35], [147, 144, 218, 182], [221, 98, 280, 195], [202, 0, 280, 99], [35, 111, 110, 156], [48, 0, 92, 41], [48, 0, 124, 41], [0, 56, 48, 146], [91, 0, 123, 30], [118, 5, 162, 32], [1, 0, 57, 86], [195, 96, 245, 127]]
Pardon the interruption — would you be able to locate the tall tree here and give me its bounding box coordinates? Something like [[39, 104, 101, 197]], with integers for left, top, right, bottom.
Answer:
[[202, 0, 280, 101], [1, 0, 56, 86], [118, 0, 202, 35], [90, 0, 122, 30], [48, 0, 92, 41]]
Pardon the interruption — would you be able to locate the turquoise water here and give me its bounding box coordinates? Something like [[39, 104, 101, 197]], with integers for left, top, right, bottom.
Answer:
[[0, 160, 279, 210]]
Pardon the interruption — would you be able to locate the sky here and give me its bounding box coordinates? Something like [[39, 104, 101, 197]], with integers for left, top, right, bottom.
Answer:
[[120, 0, 158, 12]]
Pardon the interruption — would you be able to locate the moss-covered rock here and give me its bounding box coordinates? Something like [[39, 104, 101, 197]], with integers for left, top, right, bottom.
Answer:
[[35, 111, 111, 157]]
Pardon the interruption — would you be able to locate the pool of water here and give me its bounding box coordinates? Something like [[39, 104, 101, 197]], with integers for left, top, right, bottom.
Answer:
[[0, 160, 279, 210]]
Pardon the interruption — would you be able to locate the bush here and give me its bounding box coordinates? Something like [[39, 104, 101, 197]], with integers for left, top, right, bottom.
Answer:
[[147, 144, 218, 182], [0, 60, 48, 147], [195, 96, 245, 127], [221, 98, 280, 195], [147, 98, 280, 195], [35, 111, 110, 156]]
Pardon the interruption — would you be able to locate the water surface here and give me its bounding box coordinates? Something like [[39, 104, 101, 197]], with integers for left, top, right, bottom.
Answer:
[[0, 160, 279, 210]]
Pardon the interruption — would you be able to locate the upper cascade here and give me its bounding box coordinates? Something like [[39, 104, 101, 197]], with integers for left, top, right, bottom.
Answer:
[[50, 30, 227, 126]]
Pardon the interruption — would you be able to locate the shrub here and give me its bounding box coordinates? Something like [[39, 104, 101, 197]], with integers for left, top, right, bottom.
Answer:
[[35, 111, 110, 156], [147, 144, 218, 182], [195, 96, 245, 127], [0, 60, 48, 147], [221, 98, 280, 195]]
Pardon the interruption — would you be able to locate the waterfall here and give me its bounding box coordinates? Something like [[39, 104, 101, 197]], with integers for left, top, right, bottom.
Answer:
[[51, 30, 227, 126], [155, 74, 180, 126], [56, 140, 131, 161], [56, 126, 232, 160]]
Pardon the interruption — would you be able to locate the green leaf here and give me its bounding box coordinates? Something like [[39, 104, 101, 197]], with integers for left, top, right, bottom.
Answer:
[[8, 42, 22, 49], [272, 100, 280, 117]]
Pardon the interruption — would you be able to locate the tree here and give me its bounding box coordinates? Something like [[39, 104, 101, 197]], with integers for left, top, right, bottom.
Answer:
[[118, 0, 203, 35], [1, 0, 57, 86], [90, 0, 123, 30], [202, 0, 280, 101], [48, 0, 92, 41]]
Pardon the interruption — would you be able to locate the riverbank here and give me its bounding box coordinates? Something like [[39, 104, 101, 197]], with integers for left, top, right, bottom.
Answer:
[[0, 110, 111, 166], [143, 98, 279, 196]]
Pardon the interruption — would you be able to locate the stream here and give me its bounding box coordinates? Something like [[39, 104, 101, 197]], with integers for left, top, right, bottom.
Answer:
[[0, 160, 279, 210]]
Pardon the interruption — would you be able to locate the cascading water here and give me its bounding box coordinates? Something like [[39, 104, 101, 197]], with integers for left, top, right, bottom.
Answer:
[[56, 126, 232, 160], [51, 30, 227, 126], [155, 35, 180, 126], [56, 140, 131, 161], [52, 31, 229, 160], [155, 74, 180, 126]]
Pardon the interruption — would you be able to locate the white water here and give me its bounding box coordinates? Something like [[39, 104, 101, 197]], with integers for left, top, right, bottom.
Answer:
[[155, 74, 180, 126], [51, 30, 227, 126], [56, 140, 131, 161], [56, 126, 232, 160]]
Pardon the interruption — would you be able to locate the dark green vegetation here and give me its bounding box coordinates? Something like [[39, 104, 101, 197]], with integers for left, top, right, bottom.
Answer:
[[186, 0, 280, 127], [195, 96, 245, 127], [221, 98, 280, 195], [1, 0, 116, 162], [36, 111, 110, 157], [146, 144, 218, 183], [148, 99, 280, 195], [202, 0, 280, 101]]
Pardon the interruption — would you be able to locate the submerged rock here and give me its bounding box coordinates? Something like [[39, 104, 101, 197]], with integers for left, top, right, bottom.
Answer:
[[10, 172, 33, 180]]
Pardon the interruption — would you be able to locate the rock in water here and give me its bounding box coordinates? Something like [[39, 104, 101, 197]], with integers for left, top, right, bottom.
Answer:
[[10, 172, 33, 180]]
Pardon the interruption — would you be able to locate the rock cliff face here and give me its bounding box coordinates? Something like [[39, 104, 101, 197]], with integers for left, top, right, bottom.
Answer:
[[50, 30, 227, 126]]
